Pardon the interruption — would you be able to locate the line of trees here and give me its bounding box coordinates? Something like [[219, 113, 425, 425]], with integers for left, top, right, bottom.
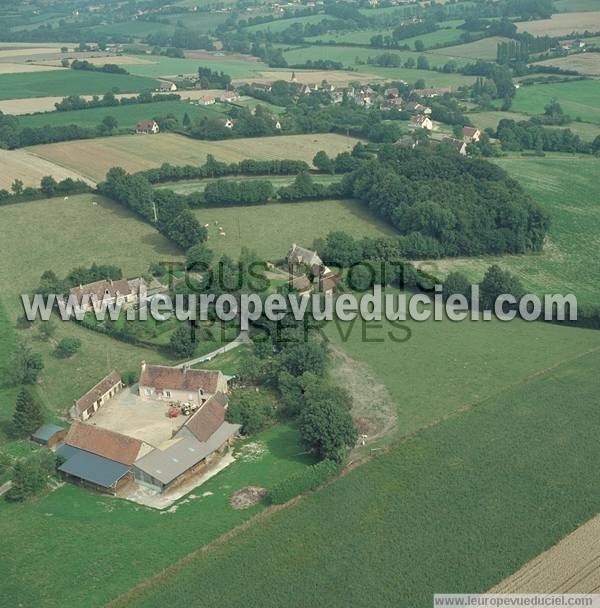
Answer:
[[203, 179, 275, 205], [99, 168, 207, 249], [68, 59, 129, 75], [54, 91, 180, 112], [0, 175, 91, 205]]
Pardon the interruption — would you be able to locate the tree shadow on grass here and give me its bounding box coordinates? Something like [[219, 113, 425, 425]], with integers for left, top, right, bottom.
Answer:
[[263, 424, 316, 466]]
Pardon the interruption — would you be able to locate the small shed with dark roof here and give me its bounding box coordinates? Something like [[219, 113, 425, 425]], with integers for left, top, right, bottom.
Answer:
[[31, 423, 66, 448], [57, 445, 132, 495]]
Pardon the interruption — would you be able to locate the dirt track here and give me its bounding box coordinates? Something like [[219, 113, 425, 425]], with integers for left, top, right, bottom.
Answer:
[[491, 513, 600, 592]]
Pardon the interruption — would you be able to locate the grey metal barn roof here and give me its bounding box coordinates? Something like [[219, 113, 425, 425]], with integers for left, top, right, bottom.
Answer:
[[135, 421, 240, 486], [32, 423, 64, 442], [58, 446, 130, 488]]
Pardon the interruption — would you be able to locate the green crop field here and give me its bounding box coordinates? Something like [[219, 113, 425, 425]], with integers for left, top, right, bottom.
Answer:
[[512, 80, 600, 124], [116, 312, 600, 608], [27, 133, 359, 182], [124, 54, 270, 80], [192, 198, 396, 260], [0, 70, 159, 100], [419, 154, 600, 306], [0, 423, 315, 608], [18, 100, 225, 129], [305, 20, 466, 49]]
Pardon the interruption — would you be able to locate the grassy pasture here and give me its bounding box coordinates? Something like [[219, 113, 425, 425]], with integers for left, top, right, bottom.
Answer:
[[427, 36, 510, 60], [467, 110, 600, 140], [0, 70, 158, 100], [515, 11, 600, 35], [119, 325, 600, 608], [17, 100, 225, 129], [512, 79, 600, 124], [0, 423, 314, 608], [0, 193, 182, 417], [124, 54, 269, 80], [27, 133, 359, 182], [418, 154, 600, 306], [192, 199, 396, 260]]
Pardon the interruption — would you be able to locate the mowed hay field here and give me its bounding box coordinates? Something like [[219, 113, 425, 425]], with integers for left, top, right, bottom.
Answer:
[[0, 148, 93, 188], [536, 53, 600, 76], [119, 341, 600, 608], [516, 11, 600, 35], [417, 154, 600, 306], [512, 79, 600, 124], [0, 69, 158, 100], [193, 199, 396, 260], [27, 133, 360, 182], [491, 512, 600, 593], [427, 36, 511, 60]]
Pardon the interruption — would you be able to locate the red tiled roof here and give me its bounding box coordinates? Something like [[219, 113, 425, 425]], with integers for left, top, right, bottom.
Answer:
[[139, 364, 222, 394], [74, 371, 121, 416], [184, 392, 228, 442], [65, 421, 142, 465], [69, 279, 132, 301]]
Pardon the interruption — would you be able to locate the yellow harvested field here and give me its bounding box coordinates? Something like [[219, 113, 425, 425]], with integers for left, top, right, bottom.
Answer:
[[516, 11, 600, 35], [38, 55, 156, 67], [0, 46, 69, 59], [235, 70, 384, 85], [0, 62, 63, 74], [537, 52, 600, 76], [0, 148, 94, 189], [27, 132, 360, 182], [491, 513, 600, 593]]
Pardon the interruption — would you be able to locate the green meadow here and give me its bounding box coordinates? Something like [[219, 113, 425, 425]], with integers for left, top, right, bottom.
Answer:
[[118, 317, 600, 608], [0, 70, 159, 100], [512, 79, 600, 124], [191, 198, 396, 260], [18, 100, 226, 129], [425, 154, 600, 306]]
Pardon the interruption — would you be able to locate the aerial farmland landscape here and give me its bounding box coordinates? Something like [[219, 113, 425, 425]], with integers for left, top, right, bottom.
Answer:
[[0, 0, 599, 606]]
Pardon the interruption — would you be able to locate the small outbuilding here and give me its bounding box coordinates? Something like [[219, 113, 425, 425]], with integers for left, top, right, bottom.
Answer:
[[31, 423, 66, 448]]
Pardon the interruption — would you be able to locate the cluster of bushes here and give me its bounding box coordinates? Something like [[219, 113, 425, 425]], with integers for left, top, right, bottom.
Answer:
[[0, 175, 91, 205], [203, 179, 275, 206], [68, 59, 129, 74], [496, 118, 600, 154], [268, 459, 341, 504], [55, 91, 180, 112], [146, 29, 215, 51], [278, 172, 341, 201], [335, 145, 550, 258], [6, 449, 57, 503], [99, 168, 206, 249], [138, 156, 310, 184], [196, 67, 232, 90]]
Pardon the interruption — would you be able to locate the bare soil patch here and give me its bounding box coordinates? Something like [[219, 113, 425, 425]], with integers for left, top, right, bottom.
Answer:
[[329, 344, 397, 450], [0, 62, 63, 74], [516, 11, 600, 35], [230, 486, 267, 509], [491, 512, 600, 592], [185, 50, 259, 62]]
